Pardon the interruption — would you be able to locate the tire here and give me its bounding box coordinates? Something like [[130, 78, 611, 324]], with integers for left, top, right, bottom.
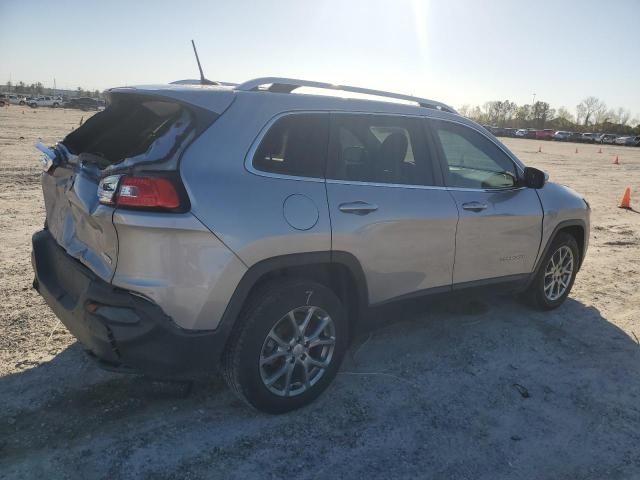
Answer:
[[525, 232, 579, 310], [222, 279, 348, 413], [19, 101, 25, 105], [52, 102, 59, 108], [30, 103, 37, 108]]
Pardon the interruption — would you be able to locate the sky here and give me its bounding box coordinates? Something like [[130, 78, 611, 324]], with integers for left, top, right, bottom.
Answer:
[[1, 0, 638, 119]]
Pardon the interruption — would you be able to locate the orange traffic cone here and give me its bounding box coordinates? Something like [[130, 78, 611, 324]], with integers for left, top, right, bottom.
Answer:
[[619, 187, 632, 209], [538, 145, 542, 153], [598, 147, 602, 153], [613, 155, 619, 165], [575, 147, 578, 153]]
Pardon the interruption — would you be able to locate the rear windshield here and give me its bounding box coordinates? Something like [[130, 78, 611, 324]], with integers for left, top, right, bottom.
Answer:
[[62, 95, 210, 169]]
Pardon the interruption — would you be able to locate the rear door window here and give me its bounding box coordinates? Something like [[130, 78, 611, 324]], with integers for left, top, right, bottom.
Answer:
[[253, 113, 329, 178], [327, 114, 435, 186]]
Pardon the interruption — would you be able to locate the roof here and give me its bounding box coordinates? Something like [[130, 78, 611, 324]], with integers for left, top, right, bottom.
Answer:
[[109, 77, 458, 115]]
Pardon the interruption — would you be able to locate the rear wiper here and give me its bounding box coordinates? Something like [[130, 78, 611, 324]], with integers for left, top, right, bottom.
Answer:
[[78, 152, 111, 169]]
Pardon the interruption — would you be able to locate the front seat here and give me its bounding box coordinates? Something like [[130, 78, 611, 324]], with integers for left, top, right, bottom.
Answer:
[[375, 132, 408, 183]]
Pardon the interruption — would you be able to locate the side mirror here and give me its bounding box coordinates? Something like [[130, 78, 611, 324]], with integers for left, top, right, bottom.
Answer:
[[523, 166, 546, 189]]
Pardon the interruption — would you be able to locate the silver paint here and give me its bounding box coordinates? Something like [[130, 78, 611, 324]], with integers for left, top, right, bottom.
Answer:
[[38, 82, 590, 333], [111, 210, 247, 330]]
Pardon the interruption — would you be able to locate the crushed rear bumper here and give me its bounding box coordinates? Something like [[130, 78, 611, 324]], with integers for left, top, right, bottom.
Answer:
[[31, 229, 227, 379]]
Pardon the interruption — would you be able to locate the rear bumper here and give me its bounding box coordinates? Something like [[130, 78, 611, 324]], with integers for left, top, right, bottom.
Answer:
[[31, 229, 227, 379]]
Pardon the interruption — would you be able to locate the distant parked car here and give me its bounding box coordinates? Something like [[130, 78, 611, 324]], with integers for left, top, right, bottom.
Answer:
[[5, 94, 27, 105], [515, 128, 528, 137], [536, 129, 554, 140], [481, 125, 503, 136], [597, 134, 617, 144], [577, 133, 597, 143], [29, 96, 62, 108], [553, 131, 572, 141], [503, 128, 518, 137], [615, 136, 640, 146], [63, 97, 100, 111], [0, 94, 25, 106], [525, 129, 537, 139], [567, 132, 582, 143]]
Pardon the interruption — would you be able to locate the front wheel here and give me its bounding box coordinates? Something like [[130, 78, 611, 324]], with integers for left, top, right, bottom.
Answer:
[[526, 233, 579, 309], [222, 280, 348, 413]]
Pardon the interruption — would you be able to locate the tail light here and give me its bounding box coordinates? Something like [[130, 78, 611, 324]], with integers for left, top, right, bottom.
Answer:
[[98, 175, 183, 210]]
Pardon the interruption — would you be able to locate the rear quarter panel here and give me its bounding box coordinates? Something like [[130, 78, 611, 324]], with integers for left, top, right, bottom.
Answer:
[[111, 211, 247, 330]]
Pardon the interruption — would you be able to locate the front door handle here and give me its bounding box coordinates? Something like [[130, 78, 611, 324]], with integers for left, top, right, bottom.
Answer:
[[338, 201, 378, 215], [462, 201, 488, 212]]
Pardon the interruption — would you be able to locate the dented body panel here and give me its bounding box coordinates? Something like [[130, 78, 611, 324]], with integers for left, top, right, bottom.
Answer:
[[110, 210, 247, 330], [39, 88, 240, 329], [42, 163, 118, 281]]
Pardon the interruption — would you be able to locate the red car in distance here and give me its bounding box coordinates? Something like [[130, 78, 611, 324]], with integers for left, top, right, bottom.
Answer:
[[536, 129, 555, 140]]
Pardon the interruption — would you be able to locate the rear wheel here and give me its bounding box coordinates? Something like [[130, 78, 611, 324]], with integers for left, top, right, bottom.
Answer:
[[222, 279, 348, 413], [526, 232, 579, 309]]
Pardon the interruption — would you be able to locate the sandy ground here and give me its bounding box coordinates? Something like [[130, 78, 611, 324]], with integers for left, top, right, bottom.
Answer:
[[1, 105, 639, 479]]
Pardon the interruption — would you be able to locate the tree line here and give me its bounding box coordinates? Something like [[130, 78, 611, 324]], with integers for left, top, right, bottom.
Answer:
[[459, 97, 640, 135], [4, 81, 101, 98]]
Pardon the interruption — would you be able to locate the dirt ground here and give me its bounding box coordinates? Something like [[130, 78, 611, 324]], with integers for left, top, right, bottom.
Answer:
[[1, 105, 639, 479]]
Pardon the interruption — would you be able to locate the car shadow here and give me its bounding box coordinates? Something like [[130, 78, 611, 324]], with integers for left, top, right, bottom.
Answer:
[[2, 292, 640, 478]]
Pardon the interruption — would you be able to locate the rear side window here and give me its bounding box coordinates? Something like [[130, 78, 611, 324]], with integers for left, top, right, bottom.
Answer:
[[431, 120, 517, 189], [253, 114, 329, 178], [327, 114, 434, 186]]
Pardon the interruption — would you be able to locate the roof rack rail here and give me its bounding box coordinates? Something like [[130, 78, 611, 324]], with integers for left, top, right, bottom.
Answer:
[[234, 77, 457, 114], [170, 79, 238, 87]]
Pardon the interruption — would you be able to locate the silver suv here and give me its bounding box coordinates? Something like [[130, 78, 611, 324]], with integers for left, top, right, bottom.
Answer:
[[31, 78, 590, 413]]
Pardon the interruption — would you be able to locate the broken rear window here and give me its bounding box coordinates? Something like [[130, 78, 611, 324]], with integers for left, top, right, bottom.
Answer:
[[62, 95, 211, 169]]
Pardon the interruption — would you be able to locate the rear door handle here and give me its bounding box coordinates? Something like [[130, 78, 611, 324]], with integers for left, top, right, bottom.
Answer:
[[462, 201, 488, 212], [338, 201, 378, 215]]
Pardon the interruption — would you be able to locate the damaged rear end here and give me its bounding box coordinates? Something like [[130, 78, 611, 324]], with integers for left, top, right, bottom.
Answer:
[[41, 90, 214, 279], [31, 85, 244, 378]]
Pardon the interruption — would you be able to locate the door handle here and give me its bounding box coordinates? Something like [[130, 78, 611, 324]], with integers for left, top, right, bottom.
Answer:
[[338, 201, 379, 215], [462, 201, 488, 212]]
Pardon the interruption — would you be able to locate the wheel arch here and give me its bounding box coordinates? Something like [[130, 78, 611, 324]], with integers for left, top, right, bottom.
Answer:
[[534, 220, 587, 278], [216, 251, 368, 357]]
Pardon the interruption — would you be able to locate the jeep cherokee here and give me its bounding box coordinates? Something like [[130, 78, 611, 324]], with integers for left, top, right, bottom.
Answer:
[[31, 77, 590, 413]]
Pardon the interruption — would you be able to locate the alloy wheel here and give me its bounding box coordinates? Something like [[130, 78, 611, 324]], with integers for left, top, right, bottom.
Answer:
[[259, 306, 336, 397], [543, 245, 574, 301]]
